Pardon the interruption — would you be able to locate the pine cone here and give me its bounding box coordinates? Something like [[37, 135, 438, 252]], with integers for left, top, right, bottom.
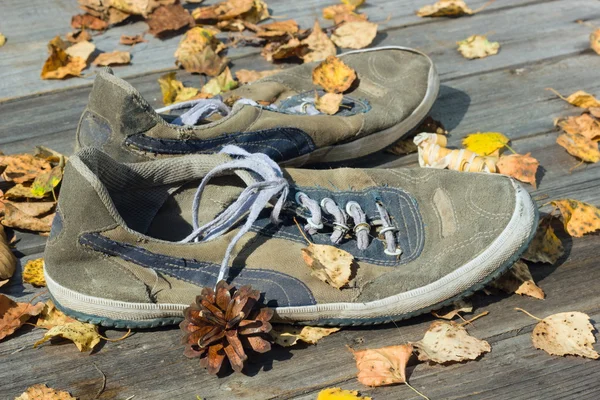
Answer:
[[180, 280, 274, 374]]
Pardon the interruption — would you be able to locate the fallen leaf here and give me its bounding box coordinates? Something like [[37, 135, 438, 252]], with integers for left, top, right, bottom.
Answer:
[[315, 92, 343, 115], [312, 56, 357, 94], [93, 50, 131, 66], [331, 21, 378, 50], [521, 216, 565, 264], [317, 387, 371, 400], [235, 68, 280, 83], [34, 300, 102, 352], [110, 0, 177, 16], [323, 4, 366, 25], [590, 29, 600, 55], [2, 203, 55, 232], [261, 37, 305, 62], [462, 131, 510, 156], [3, 184, 49, 201], [216, 18, 248, 31], [31, 166, 64, 198], [175, 27, 228, 76], [417, 0, 474, 17], [41, 36, 87, 80], [0, 225, 16, 281], [201, 67, 238, 96], [342, 0, 365, 6], [351, 344, 413, 386], [551, 199, 600, 237], [3, 201, 55, 217], [301, 21, 337, 63], [556, 132, 600, 163], [15, 384, 76, 400], [0, 33, 6, 47], [22, 258, 46, 287], [417, 116, 448, 135], [556, 113, 600, 141], [415, 133, 498, 172], [431, 299, 473, 320], [517, 309, 599, 359], [412, 320, 490, 363], [66, 29, 92, 43], [71, 13, 108, 30], [496, 152, 539, 187], [490, 260, 545, 299], [120, 34, 146, 45], [0, 153, 51, 184], [64, 40, 96, 62], [549, 89, 600, 108], [78, 0, 133, 24], [270, 325, 340, 347], [147, 3, 193, 37], [158, 72, 200, 105], [34, 146, 67, 163], [457, 34, 500, 59], [256, 19, 299, 38], [301, 242, 354, 289], [0, 294, 44, 341], [192, 0, 268, 23]]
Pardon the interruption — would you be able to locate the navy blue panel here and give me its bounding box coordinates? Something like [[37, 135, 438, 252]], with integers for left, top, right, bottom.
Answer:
[[124, 127, 316, 162], [48, 211, 63, 242], [79, 233, 316, 308], [78, 111, 112, 148], [251, 185, 425, 267]]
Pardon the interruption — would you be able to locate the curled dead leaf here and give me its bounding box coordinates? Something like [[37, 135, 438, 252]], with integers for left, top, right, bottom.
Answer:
[[323, 4, 366, 25], [41, 37, 87, 80], [431, 299, 473, 320], [457, 34, 500, 59], [175, 27, 228, 76], [64, 40, 96, 62], [2, 203, 55, 233], [556, 132, 600, 163], [147, 3, 193, 37], [270, 325, 340, 347], [71, 13, 108, 30], [556, 113, 600, 141], [92, 50, 131, 66], [23, 258, 46, 287], [301, 242, 354, 289], [0, 294, 44, 341], [417, 0, 474, 17], [490, 260, 545, 299], [551, 199, 600, 237], [548, 88, 600, 109], [314, 92, 343, 115], [0, 225, 16, 281], [591, 28, 600, 55], [351, 344, 413, 387], [312, 56, 357, 94], [15, 384, 76, 400], [521, 216, 564, 264], [201, 67, 238, 96], [256, 19, 299, 38], [331, 21, 378, 50], [261, 37, 304, 62], [496, 152, 539, 187], [0, 153, 51, 184], [300, 21, 337, 63], [158, 72, 200, 105], [235, 68, 280, 83], [66, 29, 92, 43]]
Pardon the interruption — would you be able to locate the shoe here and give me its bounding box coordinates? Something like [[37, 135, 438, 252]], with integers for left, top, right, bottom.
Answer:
[[44, 147, 537, 328], [76, 46, 439, 166]]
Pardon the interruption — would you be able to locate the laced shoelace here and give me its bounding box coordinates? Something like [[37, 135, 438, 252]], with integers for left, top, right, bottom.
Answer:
[[155, 98, 231, 126], [179, 146, 402, 287]]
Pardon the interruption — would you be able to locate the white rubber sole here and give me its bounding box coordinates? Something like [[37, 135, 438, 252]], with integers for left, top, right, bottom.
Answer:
[[45, 180, 537, 328], [283, 46, 440, 167]]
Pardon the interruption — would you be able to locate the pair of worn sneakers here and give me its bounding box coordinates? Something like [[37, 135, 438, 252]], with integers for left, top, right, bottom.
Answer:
[[44, 47, 538, 329]]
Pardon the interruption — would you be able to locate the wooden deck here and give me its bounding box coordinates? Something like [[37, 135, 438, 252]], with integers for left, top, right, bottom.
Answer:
[[1, 0, 600, 398]]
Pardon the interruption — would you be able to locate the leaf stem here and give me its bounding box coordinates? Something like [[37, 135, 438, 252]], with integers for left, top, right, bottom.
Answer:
[[98, 329, 132, 342], [405, 382, 430, 400], [293, 217, 312, 244], [503, 143, 517, 154], [458, 311, 489, 327], [515, 307, 542, 321]]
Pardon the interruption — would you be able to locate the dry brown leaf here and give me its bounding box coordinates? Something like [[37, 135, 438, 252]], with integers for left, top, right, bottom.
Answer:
[[0, 153, 51, 184], [300, 21, 337, 63], [92, 50, 131, 66], [412, 320, 490, 363], [3, 184, 49, 201], [192, 0, 268, 23], [201, 67, 238, 96], [64, 40, 96, 62], [323, 4, 367, 25], [35, 299, 102, 352], [591, 29, 600, 55], [551, 199, 600, 237], [41, 36, 87, 80], [431, 300, 473, 320], [314, 92, 343, 115], [34, 146, 67, 164], [15, 384, 76, 400], [175, 27, 228, 76], [270, 325, 340, 347], [490, 260, 545, 299], [66, 29, 92, 43], [120, 34, 146, 45], [256, 19, 299, 38], [351, 344, 413, 386], [0, 225, 16, 281], [312, 56, 357, 94], [331, 21, 378, 50], [457, 34, 500, 59], [78, 0, 134, 24], [71, 13, 108, 30], [301, 242, 354, 289], [417, 0, 474, 17], [496, 152, 539, 187], [556, 113, 600, 141], [158, 72, 200, 105], [235, 68, 280, 83], [2, 203, 55, 233], [521, 216, 564, 264], [147, 3, 193, 37], [22, 258, 46, 287], [556, 132, 600, 163], [549, 89, 600, 109], [0, 294, 44, 341], [517, 309, 599, 359], [261, 37, 305, 62], [3, 201, 55, 218]]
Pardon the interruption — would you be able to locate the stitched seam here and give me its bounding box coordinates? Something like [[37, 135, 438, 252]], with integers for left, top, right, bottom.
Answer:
[[466, 186, 511, 219], [430, 231, 501, 264]]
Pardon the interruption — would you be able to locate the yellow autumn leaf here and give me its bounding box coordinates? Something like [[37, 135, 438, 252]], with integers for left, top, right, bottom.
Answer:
[[556, 113, 600, 141], [417, 0, 474, 17], [591, 29, 600, 55], [317, 387, 371, 400], [158, 72, 200, 106], [341, 0, 365, 7], [551, 199, 600, 237], [30, 165, 63, 198], [0, 33, 6, 47], [41, 36, 87, 80], [15, 384, 76, 400], [174, 26, 227, 76], [547, 88, 600, 108], [270, 325, 340, 347], [22, 258, 46, 287], [312, 56, 357, 94], [521, 216, 564, 265], [462, 132, 510, 156], [490, 260, 545, 299], [315, 92, 343, 115], [201, 67, 238, 96], [457, 35, 500, 59], [556, 132, 600, 163]]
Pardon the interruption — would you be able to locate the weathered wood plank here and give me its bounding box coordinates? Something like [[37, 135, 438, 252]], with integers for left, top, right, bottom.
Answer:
[[0, 0, 564, 101]]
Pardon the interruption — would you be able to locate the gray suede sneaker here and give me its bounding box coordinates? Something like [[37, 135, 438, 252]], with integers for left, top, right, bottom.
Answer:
[[76, 46, 439, 166], [44, 147, 537, 328]]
